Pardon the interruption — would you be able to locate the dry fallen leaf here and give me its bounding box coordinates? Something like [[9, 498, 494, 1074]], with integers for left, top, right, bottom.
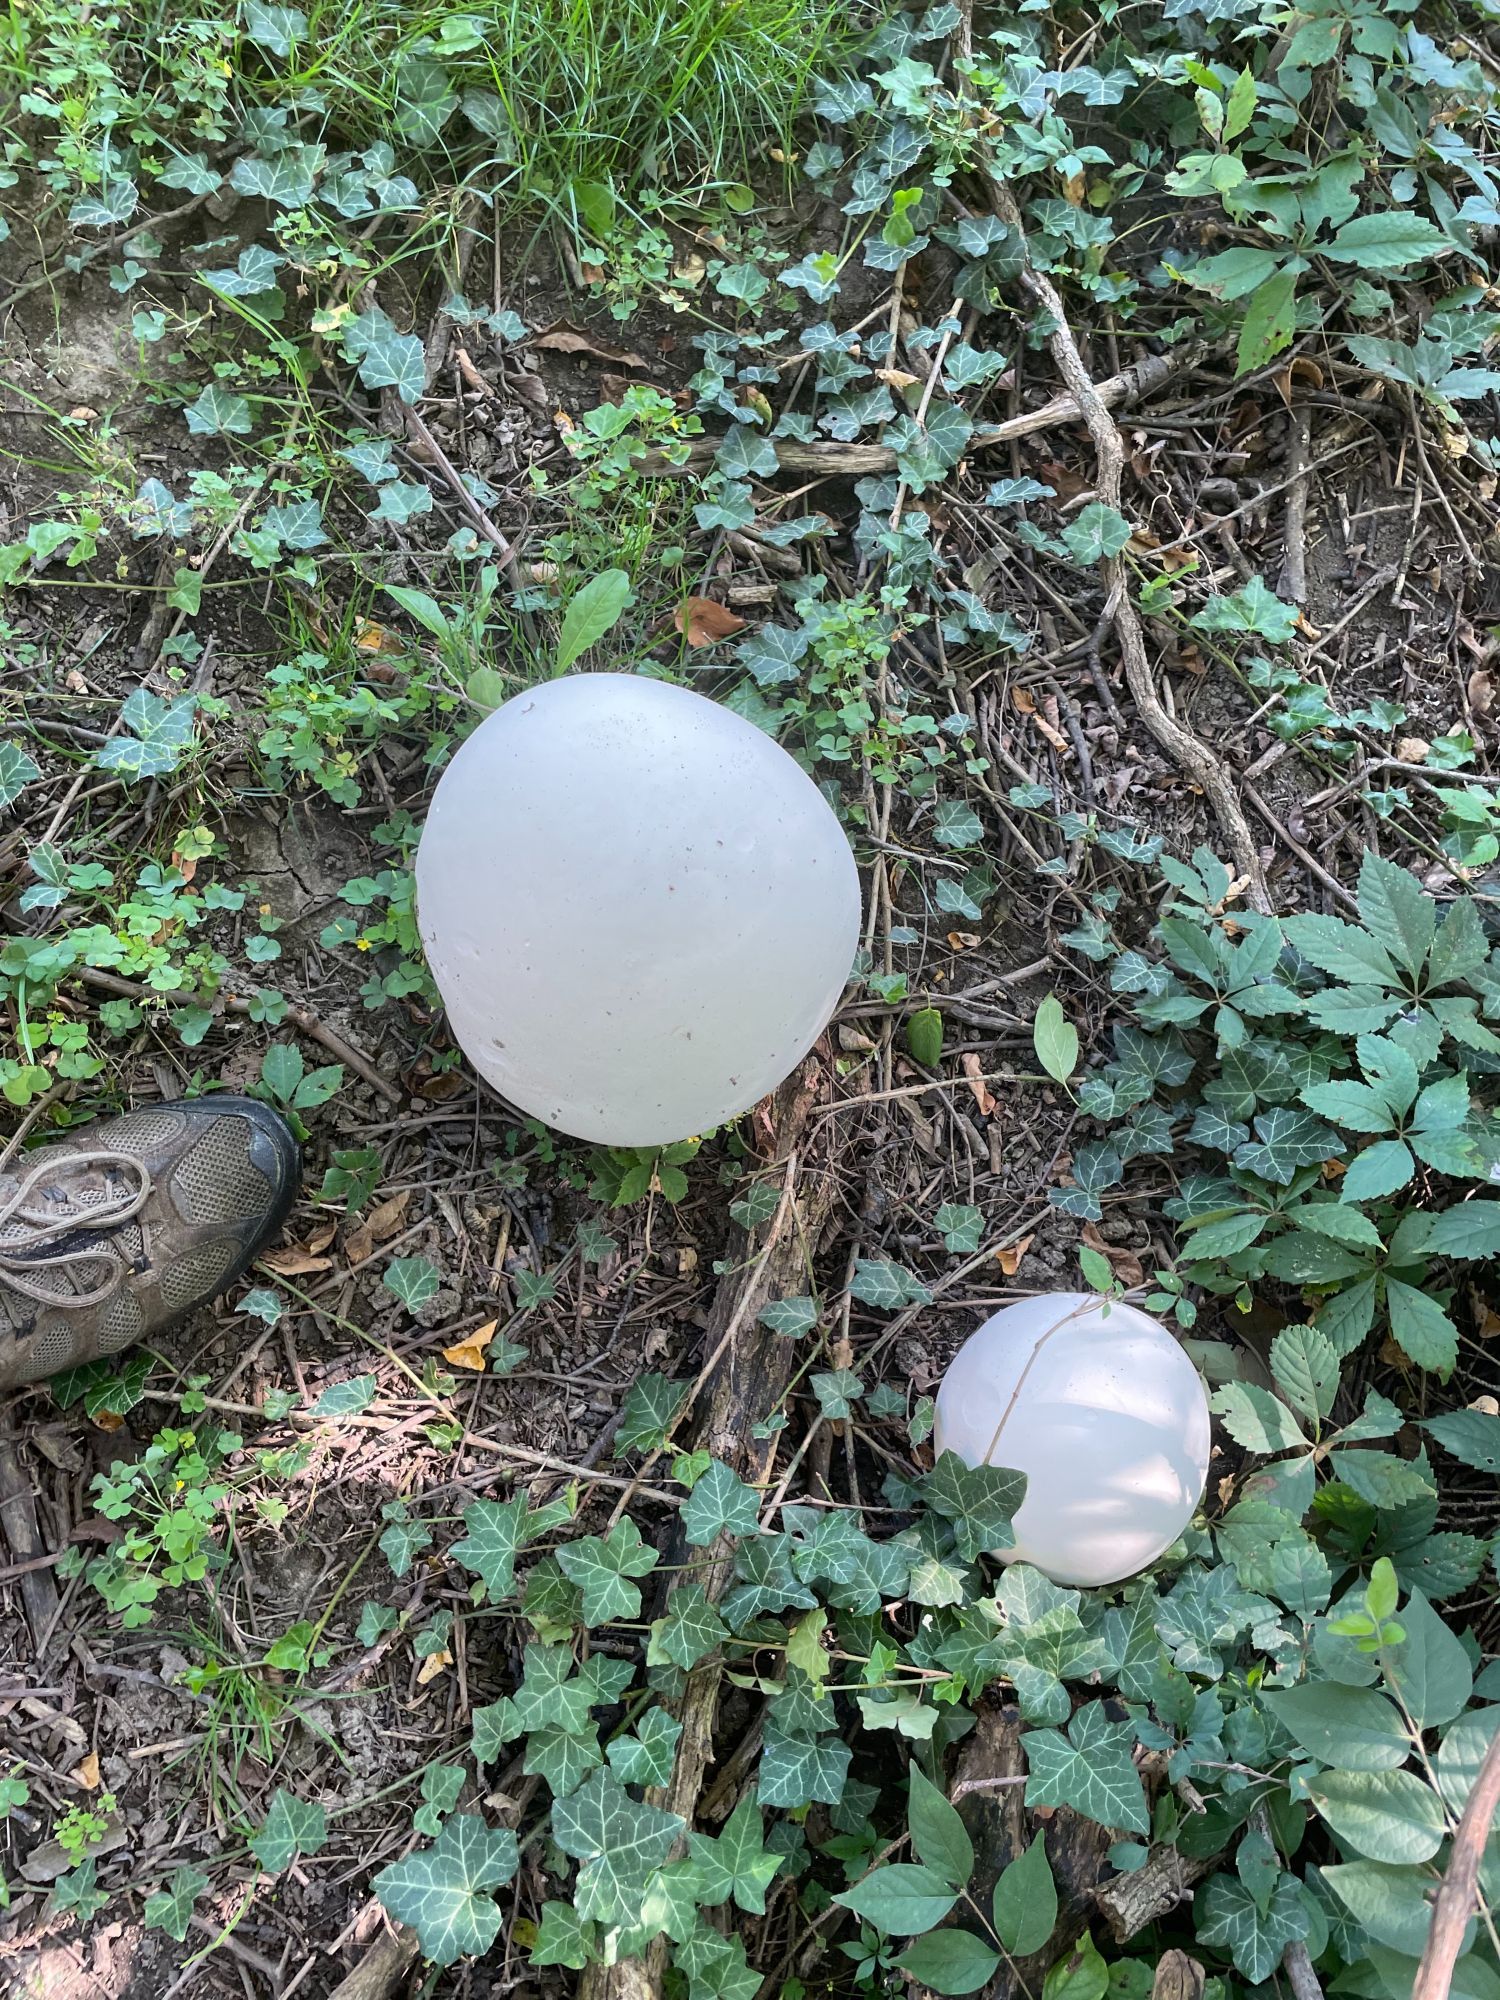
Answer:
[[443, 1319, 498, 1372], [960, 1053, 997, 1116], [946, 931, 981, 950], [1081, 1221, 1145, 1289], [92, 1410, 125, 1433], [675, 596, 747, 647], [416, 1649, 452, 1686], [72, 1753, 101, 1791], [1396, 736, 1432, 764], [366, 1189, 413, 1243], [260, 1246, 335, 1276], [343, 1224, 373, 1267], [996, 1234, 1033, 1276], [534, 325, 650, 369]]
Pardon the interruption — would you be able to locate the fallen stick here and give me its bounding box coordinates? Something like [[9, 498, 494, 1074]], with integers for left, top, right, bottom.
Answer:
[[1413, 1727, 1500, 2000], [980, 177, 1270, 912], [634, 348, 1202, 479]]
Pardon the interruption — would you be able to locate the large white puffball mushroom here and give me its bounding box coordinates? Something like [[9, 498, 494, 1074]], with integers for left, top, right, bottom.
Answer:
[[415, 673, 862, 1147], [933, 1293, 1211, 1588]]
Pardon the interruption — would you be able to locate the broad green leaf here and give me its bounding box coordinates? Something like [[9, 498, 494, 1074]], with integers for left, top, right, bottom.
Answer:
[[143, 1864, 208, 1940], [1041, 1931, 1109, 2000], [556, 570, 633, 674], [1209, 1382, 1307, 1455], [647, 1585, 727, 1670], [898, 1931, 1002, 1995], [1386, 1279, 1458, 1375], [251, 1789, 328, 1873], [1422, 1408, 1500, 1473], [1270, 1324, 1340, 1424], [1384, 1588, 1472, 1728], [1024, 1701, 1148, 1833], [1324, 211, 1452, 270], [1341, 1138, 1415, 1203], [993, 1833, 1057, 1955], [373, 1814, 518, 1964], [1236, 268, 1297, 376], [1322, 1860, 1441, 1958], [1034, 994, 1079, 1084], [907, 1006, 944, 1066], [681, 1459, 760, 1546], [555, 1518, 658, 1625], [835, 1861, 959, 1935], [551, 1769, 683, 1927], [907, 1767, 973, 1892], [1261, 1682, 1410, 1770], [1305, 1768, 1445, 1862], [1436, 1710, 1500, 1815]]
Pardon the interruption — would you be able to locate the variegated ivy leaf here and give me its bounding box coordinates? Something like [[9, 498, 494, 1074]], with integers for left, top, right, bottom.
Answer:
[[922, 1451, 1024, 1562], [849, 1258, 931, 1310], [606, 1705, 682, 1788], [449, 1494, 528, 1599], [143, 1864, 208, 1941], [343, 305, 425, 403], [686, 1797, 782, 1914], [681, 1460, 760, 1546], [551, 1770, 683, 1927], [0, 740, 40, 809], [250, 1788, 327, 1873], [69, 180, 137, 226], [555, 1518, 658, 1625], [184, 384, 252, 436], [394, 59, 458, 145], [243, 0, 308, 54], [95, 690, 198, 780], [373, 1814, 517, 1965], [1195, 1871, 1311, 1983], [230, 150, 317, 208], [1023, 1700, 1148, 1833], [647, 1584, 727, 1670], [616, 1373, 689, 1453], [758, 1729, 851, 1810]]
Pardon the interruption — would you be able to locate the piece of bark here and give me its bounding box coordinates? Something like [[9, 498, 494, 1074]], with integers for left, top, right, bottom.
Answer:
[[0, 1440, 59, 1650], [944, 1699, 1114, 1999], [576, 1058, 843, 2000], [1151, 1949, 1206, 2000], [325, 1927, 421, 2000], [1095, 1846, 1217, 1942]]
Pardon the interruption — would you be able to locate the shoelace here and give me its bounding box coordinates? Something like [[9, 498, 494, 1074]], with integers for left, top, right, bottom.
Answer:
[[0, 1150, 153, 1309]]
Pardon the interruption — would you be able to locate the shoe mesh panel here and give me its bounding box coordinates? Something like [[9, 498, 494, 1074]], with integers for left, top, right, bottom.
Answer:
[[159, 1238, 238, 1312], [171, 1119, 272, 1226], [98, 1291, 144, 1355], [18, 1321, 74, 1382], [112, 1110, 186, 1151]]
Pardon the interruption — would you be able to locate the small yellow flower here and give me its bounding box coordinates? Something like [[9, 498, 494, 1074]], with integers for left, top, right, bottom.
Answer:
[[355, 937, 372, 952]]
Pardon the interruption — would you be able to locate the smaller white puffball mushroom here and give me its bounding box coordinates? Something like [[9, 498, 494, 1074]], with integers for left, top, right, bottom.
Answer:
[[933, 1293, 1211, 1588], [415, 673, 862, 1147]]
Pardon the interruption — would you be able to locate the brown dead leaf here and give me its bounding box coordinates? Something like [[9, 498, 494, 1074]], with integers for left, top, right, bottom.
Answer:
[[960, 1052, 997, 1116], [65, 669, 89, 695], [443, 1319, 498, 1372], [1396, 736, 1432, 763], [92, 1410, 125, 1433], [71, 1753, 101, 1791], [366, 1189, 413, 1243], [416, 1649, 452, 1686], [260, 1246, 335, 1276], [343, 1223, 373, 1267], [946, 931, 981, 950], [1081, 1221, 1145, 1289], [1011, 687, 1037, 715], [534, 325, 650, 369], [675, 596, 747, 647], [1061, 170, 1087, 205], [876, 367, 921, 392], [1469, 668, 1496, 731], [1274, 356, 1325, 406], [1033, 458, 1091, 504], [996, 1234, 1033, 1276], [306, 1222, 337, 1255]]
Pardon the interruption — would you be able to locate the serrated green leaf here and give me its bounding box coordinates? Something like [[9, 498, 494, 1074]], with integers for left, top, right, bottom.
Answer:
[[1422, 1407, 1500, 1473], [1386, 1279, 1458, 1374], [1324, 211, 1452, 271], [1270, 1324, 1340, 1424], [1235, 269, 1297, 376], [1209, 1382, 1307, 1455]]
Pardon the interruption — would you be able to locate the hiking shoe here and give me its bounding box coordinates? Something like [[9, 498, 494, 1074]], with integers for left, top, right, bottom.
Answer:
[[0, 1096, 300, 1391]]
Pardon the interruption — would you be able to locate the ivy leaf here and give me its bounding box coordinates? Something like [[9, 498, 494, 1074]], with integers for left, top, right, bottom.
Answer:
[[616, 1373, 688, 1452], [555, 1518, 658, 1625], [394, 59, 458, 145], [95, 689, 198, 779], [923, 1451, 1025, 1561], [758, 1296, 819, 1338], [682, 1459, 761, 1545], [647, 1584, 728, 1670], [449, 1495, 527, 1599], [526, 1724, 603, 1797], [551, 1770, 683, 1927], [250, 1789, 328, 1872], [0, 741, 41, 809], [932, 799, 983, 849], [758, 1729, 851, 1809], [1061, 502, 1133, 564], [686, 1796, 782, 1913], [344, 306, 425, 403], [373, 1815, 518, 1965], [531, 1902, 596, 1968], [1232, 1107, 1337, 1185], [935, 1204, 983, 1254], [850, 1258, 931, 1309], [230, 151, 315, 206], [143, 1865, 208, 1940], [1195, 1872, 1310, 1983], [1024, 1701, 1149, 1833], [383, 1255, 440, 1311], [607, 1705, 682, 1788]]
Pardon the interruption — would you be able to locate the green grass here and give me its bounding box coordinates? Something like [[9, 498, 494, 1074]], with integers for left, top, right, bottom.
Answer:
[[257, 0, 858, 206]]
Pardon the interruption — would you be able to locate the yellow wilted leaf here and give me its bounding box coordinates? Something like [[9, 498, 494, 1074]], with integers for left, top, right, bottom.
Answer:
[[416, 1649, 452, 1685], [72, 1753, 101, 1790], [443, 1320, 497, 1372]]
